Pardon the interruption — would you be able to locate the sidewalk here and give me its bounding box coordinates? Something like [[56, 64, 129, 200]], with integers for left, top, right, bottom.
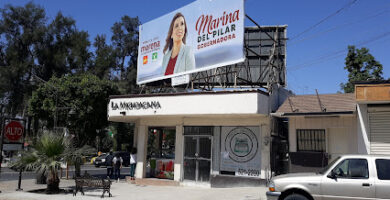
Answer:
[[0, 178, 268, 200]]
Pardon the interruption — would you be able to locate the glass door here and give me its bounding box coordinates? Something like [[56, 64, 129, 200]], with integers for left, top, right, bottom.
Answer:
[[146, 127, 176, 179], [183, 136, 212, 182]]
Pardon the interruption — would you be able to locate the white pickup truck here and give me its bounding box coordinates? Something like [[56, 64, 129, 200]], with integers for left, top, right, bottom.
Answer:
[[266, 154, 390, 200]]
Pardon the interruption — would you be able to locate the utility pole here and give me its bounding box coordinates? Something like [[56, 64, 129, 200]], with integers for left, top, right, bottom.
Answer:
[[0, 101, 8, 171], [0, 105, 3, 194]]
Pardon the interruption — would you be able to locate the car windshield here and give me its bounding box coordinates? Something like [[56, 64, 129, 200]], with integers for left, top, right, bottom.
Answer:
[[318, 156, 341, 174], [98, 154, 107, 158]]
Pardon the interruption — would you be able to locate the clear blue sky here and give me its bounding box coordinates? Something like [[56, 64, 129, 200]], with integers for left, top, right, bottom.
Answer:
[[1, 0, 389, 94]]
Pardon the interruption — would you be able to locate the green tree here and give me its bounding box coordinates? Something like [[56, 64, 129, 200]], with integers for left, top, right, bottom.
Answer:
[[36, 12, 91, 78], [28, 73, 120, 146], [0, 2, 46, 116], [0, 3, 92, 117], [11, 131, 94, 193], [341, 45, 384, 93], [111, 16, 140, 94], [91, 34, 116, 79]]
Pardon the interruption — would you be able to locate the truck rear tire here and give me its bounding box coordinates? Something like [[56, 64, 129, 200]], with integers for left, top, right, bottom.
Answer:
[[284, 193, 309, 200]]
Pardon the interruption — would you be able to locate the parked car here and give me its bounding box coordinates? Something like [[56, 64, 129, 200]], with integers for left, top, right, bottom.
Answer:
[[90, 153, 104, 165], [93, 154, 109, 167], [94, 152, 130, 167], [266, 154, 390, 200]]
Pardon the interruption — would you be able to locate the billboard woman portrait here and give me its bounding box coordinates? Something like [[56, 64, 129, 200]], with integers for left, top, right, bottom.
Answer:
[[161, 12, 195, 76]]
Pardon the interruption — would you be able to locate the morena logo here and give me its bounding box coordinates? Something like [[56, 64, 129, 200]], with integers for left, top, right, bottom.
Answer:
[[143, 55, 148, 65]]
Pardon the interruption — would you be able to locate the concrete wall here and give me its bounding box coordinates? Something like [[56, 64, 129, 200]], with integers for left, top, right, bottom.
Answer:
[[133, 115, 271, 181], [135, 124, 147, 178], [174, 125, 183, 182], [289, 115, 358, 161], [357, 104, 370, 154]]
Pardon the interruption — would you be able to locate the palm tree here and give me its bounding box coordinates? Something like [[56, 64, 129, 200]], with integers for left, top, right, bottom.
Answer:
[[11, 131, 94, 193]]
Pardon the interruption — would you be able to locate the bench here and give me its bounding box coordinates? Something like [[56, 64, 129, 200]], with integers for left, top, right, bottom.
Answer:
[[73, 171, 112, 198]]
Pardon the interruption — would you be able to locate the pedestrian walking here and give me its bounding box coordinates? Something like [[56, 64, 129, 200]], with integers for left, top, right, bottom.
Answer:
[[113, 153, 123, 182], [129, 147, 137, 180], [106, 152, 114, 178]]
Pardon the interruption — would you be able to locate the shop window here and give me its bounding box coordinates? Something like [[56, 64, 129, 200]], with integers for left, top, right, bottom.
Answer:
[[146, 127, 175, 179], [296, 129, 325, 152]]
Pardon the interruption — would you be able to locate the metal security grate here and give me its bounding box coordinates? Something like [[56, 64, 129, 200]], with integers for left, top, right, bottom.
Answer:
[[296, 129, 325, 152], [184, 126, 213, 136]]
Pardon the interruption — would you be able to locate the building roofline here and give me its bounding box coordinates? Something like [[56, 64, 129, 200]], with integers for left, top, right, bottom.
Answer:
[[354, 80, 390, 85], [109, 89, 269, 99], [276, 111, 354, 117]]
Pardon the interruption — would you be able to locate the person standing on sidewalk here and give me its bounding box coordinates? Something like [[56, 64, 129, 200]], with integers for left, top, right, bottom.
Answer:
[[106, 152, 114, 178], [129, 148, 137, 180], [112, 153, 123, 182]]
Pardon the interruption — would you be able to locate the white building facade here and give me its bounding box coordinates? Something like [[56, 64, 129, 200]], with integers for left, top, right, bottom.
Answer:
[[108, 90, 274, 186], [274, 82, 390, 173]]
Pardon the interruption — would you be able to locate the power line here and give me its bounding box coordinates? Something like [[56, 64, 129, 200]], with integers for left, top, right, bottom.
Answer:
[[288, 52, 346, 71], [288, 30, 390, 71], [290, 0, 358, 41], [289, 8, 389, 46]]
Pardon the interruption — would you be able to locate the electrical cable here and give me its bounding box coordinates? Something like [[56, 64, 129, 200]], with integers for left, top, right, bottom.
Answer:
[[289, 9, 389, 46], [286, 35, 390, 94], [290, 0, 358, 41], [288, 30, 390, 71]]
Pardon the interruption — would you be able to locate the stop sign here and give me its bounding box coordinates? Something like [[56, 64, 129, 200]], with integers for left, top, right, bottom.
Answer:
[[4, 121, 24, 142]]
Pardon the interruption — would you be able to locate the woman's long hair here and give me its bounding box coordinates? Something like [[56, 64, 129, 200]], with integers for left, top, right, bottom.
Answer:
[[163, 12, 187, 54]]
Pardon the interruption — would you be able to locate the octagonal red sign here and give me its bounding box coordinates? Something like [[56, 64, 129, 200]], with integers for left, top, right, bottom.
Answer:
[[4, 121, 24, 142]]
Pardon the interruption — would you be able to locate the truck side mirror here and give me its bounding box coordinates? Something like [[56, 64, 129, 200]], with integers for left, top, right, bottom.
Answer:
[[327, 170, 337, 179]]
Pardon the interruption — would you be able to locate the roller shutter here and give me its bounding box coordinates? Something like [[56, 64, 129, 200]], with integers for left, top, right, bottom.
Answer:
[[368, 105, 390, 155]]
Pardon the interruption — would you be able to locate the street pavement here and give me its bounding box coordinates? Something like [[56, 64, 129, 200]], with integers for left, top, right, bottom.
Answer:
[[0, 178, 268, 200], [0, 164, 268, 200], [0, 164, 130, 181]]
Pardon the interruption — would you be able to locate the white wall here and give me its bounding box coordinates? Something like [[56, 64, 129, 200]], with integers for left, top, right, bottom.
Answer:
[[174, 125, 183, 181], [260, 122, 271, 179], [289, 115, 357, 160], [357, 104, 370, 154], [328, 127, 352, 160], [135, 124, 147, 178]]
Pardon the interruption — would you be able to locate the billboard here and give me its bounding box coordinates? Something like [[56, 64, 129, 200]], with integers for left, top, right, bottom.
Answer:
[[137, 0, 245, 84]]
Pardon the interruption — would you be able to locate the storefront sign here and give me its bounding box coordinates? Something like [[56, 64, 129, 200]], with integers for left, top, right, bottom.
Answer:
[[108, 92, 268, 118], [111, 101, 161, 111], [220, 127, 261, 177], [137, 0, 245, 84]]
